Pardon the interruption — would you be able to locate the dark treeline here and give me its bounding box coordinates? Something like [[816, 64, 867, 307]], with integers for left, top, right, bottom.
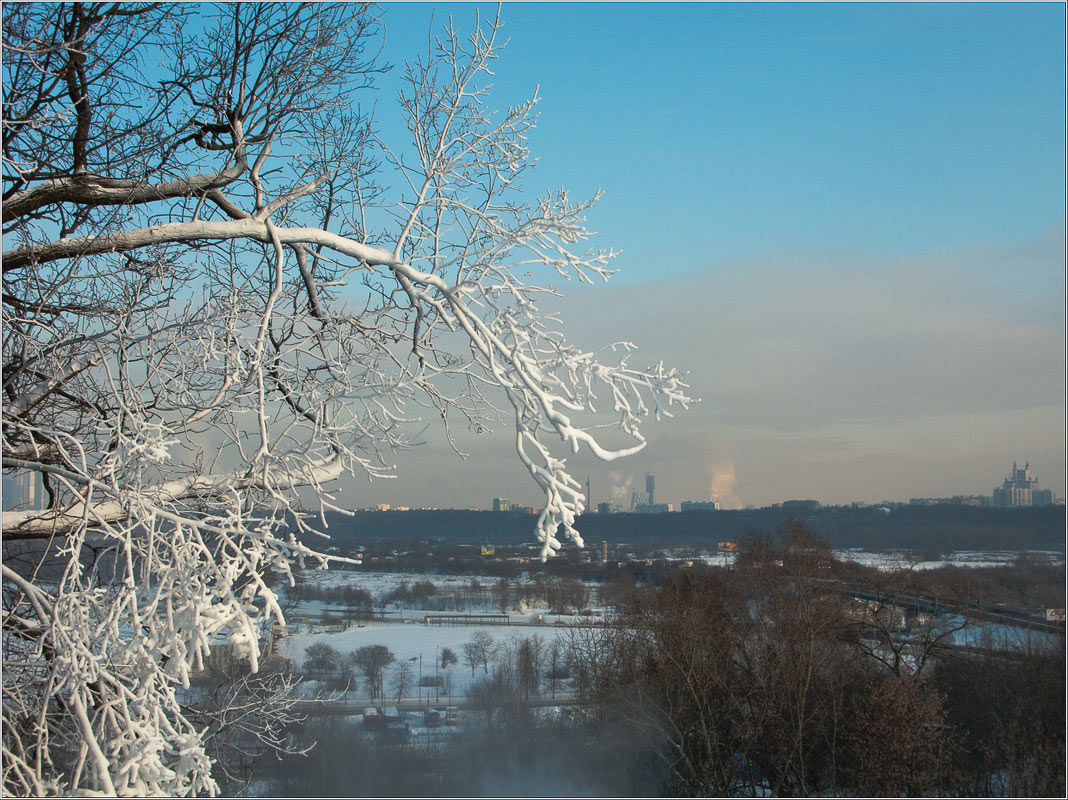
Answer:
[[310, 505, 1065, 553], [289, 552, 1065, 619]]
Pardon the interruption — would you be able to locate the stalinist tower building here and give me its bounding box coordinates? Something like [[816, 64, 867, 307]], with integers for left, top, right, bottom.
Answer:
[[992, 461, 1054, 507]]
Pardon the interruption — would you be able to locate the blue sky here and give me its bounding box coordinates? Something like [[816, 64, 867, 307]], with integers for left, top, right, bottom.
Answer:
[[382, 3, 1064, 279], [347, 3, 1066, 510]]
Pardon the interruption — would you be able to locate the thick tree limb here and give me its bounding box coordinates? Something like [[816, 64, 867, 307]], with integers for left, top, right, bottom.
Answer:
[[2, 217, 397, 272], [0, 452, 344, 537], [2, 165, 247, 224]]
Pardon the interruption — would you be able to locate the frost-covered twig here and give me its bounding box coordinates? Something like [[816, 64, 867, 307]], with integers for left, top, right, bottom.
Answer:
[[1, 5, 691, 795]]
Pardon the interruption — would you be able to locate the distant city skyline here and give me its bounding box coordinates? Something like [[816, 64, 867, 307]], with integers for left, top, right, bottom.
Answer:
[[334, 456, 1064, 514], [333, 3, 1065, 513]]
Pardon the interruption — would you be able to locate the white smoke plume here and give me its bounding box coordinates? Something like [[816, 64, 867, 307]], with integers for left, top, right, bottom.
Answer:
[[608, 471, 634, 509], [709, 460, 742, 510]]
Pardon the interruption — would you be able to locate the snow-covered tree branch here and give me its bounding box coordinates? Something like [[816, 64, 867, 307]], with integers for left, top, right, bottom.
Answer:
[[2, 3, 690, 795]]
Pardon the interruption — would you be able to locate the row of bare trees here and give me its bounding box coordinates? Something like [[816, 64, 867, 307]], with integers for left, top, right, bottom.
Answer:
[[467, 632, 573, 727], [301, 642, 397, 697], [566, 523, 1065, 796], [290, 573, 591, 614]]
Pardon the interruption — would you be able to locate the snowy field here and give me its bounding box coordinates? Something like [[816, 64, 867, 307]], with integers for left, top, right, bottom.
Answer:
[[276, 567, 594, 623], [945, 617, 1062, 650], [277, 618, 575, 702], [609, 549, 1063, 571], [831, 549, 1065, 570]]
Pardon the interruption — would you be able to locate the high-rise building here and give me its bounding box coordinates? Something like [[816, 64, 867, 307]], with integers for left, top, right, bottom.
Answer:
[[492, 497, 510, 512], [630, 490, 647, 512], [2, 471, 41, 512], [646, 474, 655, 507], [992, 461, 1054, 507]]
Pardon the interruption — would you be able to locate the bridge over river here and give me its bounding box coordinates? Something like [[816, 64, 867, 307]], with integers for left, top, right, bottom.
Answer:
[[826, 581, 1066, 635]]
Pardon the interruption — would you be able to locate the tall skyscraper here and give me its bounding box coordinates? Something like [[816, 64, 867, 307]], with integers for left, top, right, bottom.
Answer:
[[646, 474, 655, 507]]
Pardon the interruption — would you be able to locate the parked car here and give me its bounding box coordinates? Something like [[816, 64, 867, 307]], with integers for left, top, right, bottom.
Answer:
[[362, 707, 382, 731]]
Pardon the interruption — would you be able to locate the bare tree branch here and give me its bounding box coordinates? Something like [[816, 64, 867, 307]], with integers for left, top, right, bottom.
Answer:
[[1, 4, 690, 795]]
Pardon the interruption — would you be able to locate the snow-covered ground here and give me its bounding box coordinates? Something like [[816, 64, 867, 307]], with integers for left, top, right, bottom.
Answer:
[[831, 549, 1064, 570], [277, 617, 574, 702], [944, 616, 1062, 650]]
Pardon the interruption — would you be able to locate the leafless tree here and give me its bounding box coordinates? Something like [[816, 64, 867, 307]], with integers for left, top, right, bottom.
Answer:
[[544, 638, 567, 699], [302, 642, 342, 681], [2, 4, 690, 794], [439, 645, 458, 671], [389, 661, 413, 704], [492, 577, 511, 613], [183, 663, 310, 796], [462, 641, 481, 676], [845, 558, 968, 680], [351, 644, 394, 698], [468, 630, 496, 675], [569, 532, 864, 796], [516, 633, 543, 697], [839, 676, 958, 796], [548, 576, 588, 613]]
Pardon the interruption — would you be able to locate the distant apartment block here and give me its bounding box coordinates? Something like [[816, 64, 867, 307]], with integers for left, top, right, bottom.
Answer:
[[2, 471, 42, 512], [633, 503, 672, 514], [909, 495, 989, 507], [992, 461, 1055, 507], [779, 499, 821, 513], [491, 497, 536, 514], [680, 500, 718, 512]]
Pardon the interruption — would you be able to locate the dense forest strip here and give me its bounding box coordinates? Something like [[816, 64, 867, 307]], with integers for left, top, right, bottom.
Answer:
[[311, 505, 1065, 552]]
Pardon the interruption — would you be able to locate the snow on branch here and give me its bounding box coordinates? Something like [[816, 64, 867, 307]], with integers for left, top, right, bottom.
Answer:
[[1, 5, 692, 795]]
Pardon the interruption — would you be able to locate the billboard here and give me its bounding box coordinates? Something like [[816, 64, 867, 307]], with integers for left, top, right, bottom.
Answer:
[[480, 545, 495, 556], [1045, 608, 1066, 622], [717, 541, 738, 553]]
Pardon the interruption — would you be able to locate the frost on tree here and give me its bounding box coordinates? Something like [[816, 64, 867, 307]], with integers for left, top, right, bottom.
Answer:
[[1, 4, 690, 796]]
